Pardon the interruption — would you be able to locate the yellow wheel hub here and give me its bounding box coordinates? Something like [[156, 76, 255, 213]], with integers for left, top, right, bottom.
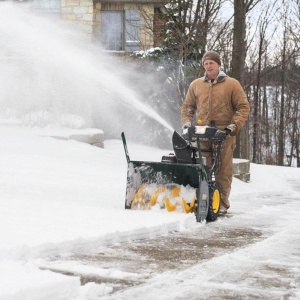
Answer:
[[212, 189, 220, 213]]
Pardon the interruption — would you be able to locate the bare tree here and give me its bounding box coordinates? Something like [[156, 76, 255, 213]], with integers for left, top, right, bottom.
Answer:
[[131, 0, 228, 131], [276, 0, 300, 165], [231, 0, 261, 159], [286, 0, 300, 166], [251, 3, 278, 163], [246, 0, 300, 166], [160, 0, 225, 101]]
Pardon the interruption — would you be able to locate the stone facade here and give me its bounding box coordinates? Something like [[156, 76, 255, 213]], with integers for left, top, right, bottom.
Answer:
[[59, 0, 166, 50], [12, 0, 166, 50], [61, 0, 94, 33]]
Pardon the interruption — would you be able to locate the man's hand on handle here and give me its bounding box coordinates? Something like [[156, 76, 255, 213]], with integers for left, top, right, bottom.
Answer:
[[225, 123, 237, 136], [182, 122, 191, 130]]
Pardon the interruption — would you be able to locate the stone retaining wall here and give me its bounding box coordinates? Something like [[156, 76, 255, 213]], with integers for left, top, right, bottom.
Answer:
[[233, 159, 250, 182], [61, 0, 94, 33]]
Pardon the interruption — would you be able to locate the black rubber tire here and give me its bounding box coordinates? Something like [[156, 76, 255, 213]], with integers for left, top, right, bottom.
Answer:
[[206, 182, 221, 222]]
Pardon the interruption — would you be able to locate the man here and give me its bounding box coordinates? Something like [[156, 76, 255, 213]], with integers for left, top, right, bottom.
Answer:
[[181, 50, 250, 214]]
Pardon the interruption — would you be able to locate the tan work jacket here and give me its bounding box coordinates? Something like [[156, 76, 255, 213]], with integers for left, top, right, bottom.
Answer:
[[181, 73, 250, 135]]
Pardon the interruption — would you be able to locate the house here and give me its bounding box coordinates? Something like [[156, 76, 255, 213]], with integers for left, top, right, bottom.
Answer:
[[28, 0, 167, 52]]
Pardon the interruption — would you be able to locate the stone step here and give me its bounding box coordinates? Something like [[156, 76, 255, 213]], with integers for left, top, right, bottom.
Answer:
[[233, 159, 250, 182]]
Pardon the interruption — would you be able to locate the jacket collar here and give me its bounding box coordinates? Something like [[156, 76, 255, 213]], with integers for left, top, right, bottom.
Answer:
[[204, 70, 227, 83]]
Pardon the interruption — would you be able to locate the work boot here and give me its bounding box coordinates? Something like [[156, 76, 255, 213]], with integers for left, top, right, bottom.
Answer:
[[219, 205, 227, 214]]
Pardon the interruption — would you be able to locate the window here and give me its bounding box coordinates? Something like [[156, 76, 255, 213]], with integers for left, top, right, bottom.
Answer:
[[101, 11, 123, 51], [124, 10, 140, 52], [101, 9, 140, 52]]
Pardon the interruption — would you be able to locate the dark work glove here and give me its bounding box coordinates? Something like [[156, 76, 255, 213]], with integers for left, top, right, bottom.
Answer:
[[225, 123, 237, 136], [182, 121, 191, 131]]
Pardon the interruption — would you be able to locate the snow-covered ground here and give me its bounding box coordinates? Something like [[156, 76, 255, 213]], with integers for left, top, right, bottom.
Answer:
[[0, 126, 299, 300], [1, 2, 299, 299]]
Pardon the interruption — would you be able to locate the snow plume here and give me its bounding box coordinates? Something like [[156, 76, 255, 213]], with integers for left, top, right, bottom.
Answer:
[[0, 2, 173, 147]]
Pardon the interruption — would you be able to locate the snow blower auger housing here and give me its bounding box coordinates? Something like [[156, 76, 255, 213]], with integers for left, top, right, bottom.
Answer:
[[121, 124, 228, 222]]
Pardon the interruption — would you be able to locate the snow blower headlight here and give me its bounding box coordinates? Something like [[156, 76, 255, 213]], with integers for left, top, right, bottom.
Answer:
[[195, 125, 208, 134]]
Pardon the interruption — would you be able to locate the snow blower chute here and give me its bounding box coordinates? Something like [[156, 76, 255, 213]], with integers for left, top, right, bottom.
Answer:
[[121, 124, 228, 222]]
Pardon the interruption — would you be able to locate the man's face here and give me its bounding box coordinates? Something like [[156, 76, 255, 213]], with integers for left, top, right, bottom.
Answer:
[[203, 59, 220, 80]]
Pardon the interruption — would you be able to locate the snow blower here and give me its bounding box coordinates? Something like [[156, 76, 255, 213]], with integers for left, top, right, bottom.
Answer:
[[121, 123, 228, 222]]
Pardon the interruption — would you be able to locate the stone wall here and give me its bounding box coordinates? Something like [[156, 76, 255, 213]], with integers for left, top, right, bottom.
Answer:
[[25, 0, 163, 50], [139, 4, 154, 49], [233, 159, 250, 182], [61, 0, 94, 33]]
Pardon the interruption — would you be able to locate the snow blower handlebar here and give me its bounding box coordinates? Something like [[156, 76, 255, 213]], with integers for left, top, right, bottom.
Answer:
[[179, 125, 229, 179], [181, 125, 228, 143], [121, 132, 130, 164]]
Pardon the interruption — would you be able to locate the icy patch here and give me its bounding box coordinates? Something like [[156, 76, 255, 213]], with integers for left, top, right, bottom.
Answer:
[[36, 259, 145, 281]]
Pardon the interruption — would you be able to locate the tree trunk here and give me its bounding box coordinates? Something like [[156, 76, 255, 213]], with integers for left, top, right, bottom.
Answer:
[[278, 30, 286, 166], [231, 0, 248, 159]]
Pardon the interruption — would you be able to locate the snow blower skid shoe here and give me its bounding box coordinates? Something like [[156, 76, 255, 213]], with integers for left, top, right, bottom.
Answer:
[[121, 125, 227, 222]]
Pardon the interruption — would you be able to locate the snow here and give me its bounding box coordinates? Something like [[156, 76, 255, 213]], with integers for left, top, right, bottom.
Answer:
[[0, 126, 299, 299], [1, 1, 299, 298]]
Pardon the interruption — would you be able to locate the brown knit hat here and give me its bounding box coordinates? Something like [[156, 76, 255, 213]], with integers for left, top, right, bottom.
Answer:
[[202, 51, 221, 66]]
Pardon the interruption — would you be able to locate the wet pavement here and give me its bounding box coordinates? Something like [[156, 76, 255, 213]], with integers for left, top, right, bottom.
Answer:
[[42, 221, 263, 294]]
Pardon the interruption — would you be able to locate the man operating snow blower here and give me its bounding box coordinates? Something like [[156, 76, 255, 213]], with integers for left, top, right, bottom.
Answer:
[[181, 51, 250, 214]]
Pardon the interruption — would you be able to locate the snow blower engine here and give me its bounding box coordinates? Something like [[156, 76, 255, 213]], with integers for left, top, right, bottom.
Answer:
[[121, 123, 228, 222]]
